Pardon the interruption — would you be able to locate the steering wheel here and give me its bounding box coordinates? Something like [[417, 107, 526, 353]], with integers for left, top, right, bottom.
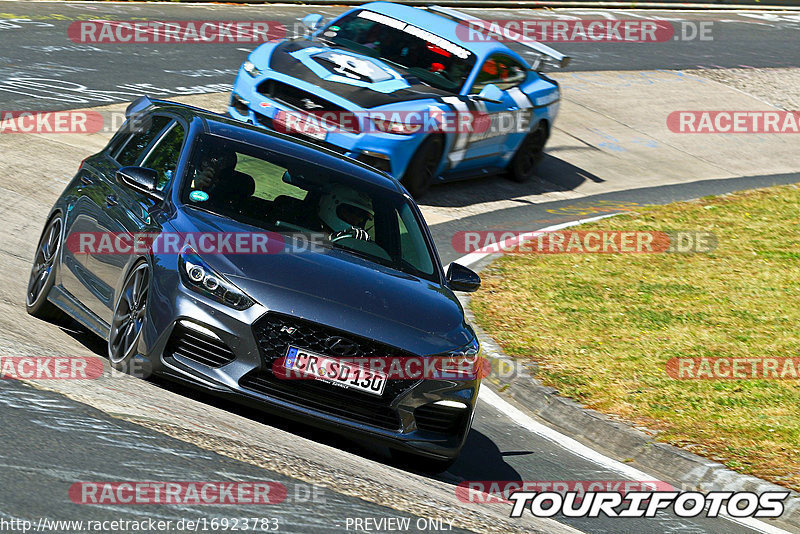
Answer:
[[331, 227, 370, 243], [433, 68, 454, 82]]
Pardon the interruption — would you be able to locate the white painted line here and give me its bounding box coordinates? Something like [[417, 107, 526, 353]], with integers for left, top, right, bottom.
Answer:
[[461, 218, 793, 533], [478, 387, 791, 533]]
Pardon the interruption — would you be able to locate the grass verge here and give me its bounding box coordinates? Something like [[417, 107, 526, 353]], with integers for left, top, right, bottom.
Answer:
[[470, 184, 800, 490]]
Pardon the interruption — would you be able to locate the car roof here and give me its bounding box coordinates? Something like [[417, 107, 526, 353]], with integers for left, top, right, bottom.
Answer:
[[356, 1, 512, 60], [132, 97, 404, 194]]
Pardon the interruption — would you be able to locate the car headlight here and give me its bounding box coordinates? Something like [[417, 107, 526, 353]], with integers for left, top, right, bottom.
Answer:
[[433, 338, 484, 379], [371, 117, 421, 135], [179, 247, 254, 310], [243, 60, 262, 78]]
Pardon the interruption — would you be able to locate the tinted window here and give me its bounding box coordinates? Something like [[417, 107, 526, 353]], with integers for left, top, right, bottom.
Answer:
[[323, 10, 475, 93], [471, 54, 527, 92], [182, 134, 438, 280], [114, 115, 171, 167], [141, 121, 186, 191]]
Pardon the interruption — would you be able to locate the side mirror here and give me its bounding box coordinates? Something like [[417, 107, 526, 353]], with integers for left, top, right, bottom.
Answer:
[[473, 84, 504, 104], [116, 166, 163, 201], [446, 263, 481, 293], [301, 14, 324, 32]]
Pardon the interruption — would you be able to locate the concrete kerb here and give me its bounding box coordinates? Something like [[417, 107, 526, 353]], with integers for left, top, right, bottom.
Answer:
[[456, 227, 800, 532]]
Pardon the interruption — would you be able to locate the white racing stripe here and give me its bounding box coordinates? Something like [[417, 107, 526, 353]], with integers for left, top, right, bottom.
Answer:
[[507, 87, 532, 110], [441, 96, 471, 166], [453, 216, 793, 534]]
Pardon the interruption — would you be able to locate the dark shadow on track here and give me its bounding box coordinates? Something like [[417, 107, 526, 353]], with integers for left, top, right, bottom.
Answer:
[[56, 321, 517, 482], [421, 154, 605, 209], [447, 429, 524, 482]]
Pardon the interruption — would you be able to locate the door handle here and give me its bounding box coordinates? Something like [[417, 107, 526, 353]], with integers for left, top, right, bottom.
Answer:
[[105, 195, 118, 207], [80, 175, 93, 185]]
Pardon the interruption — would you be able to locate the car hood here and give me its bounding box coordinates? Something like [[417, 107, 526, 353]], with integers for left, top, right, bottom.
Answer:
[[169, 208, 472, 353], [266, 39, 455, 109]]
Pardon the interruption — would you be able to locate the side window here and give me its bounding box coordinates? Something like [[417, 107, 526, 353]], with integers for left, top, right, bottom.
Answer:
[[396, 204, 433, 276], [141, 121, 186, 191], [471, 55, 527, 93], [114, 115, 171, 167], [105, 131, 129, 157]]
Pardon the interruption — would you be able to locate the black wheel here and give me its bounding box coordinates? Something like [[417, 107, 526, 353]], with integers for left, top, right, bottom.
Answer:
[[108, 262, 150, 372], [391, 449, 457, 474], [400, 136, 443, 198], [26, 215, 64, 320], [507, 121, 548, 183]]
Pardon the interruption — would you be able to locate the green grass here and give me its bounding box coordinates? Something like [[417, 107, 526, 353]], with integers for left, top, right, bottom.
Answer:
[[470, 184, 800, 489]]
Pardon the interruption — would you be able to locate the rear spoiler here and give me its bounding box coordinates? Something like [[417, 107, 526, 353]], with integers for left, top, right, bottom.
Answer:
[[426, 5, 570, 71], [125, 96, 155, 118]]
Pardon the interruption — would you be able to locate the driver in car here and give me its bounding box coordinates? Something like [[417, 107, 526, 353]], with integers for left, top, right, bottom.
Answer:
[[319, 185, 374, 242], [192, 150, 238, 191]]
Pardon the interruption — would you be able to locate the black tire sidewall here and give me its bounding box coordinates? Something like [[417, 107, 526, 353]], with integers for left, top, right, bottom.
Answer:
[[400, 136, 443, 198], [26, 214, 62, 319], [508, 122, 547, 183], [109, 260, 150, 372]]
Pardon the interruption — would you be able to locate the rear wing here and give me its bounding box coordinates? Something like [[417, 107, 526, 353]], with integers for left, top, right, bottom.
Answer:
[[426, 5, 570, 71]]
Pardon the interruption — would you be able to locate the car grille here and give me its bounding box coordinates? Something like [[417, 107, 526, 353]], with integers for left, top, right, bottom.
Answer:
[[414, 404, 468, 435], [256, 79, 360, 133], [165, 323, 236, 368], [241, 313, 420, 431]]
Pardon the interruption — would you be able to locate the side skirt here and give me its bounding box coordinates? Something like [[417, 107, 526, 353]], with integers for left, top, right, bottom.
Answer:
[[48, 285, 110, 340]]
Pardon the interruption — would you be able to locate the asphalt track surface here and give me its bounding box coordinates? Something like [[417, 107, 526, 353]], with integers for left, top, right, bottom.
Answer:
[[1, 2, 799, 533], [0, 3, 799, 112]]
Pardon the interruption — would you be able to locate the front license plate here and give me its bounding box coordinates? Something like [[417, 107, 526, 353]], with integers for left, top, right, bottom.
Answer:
[[284, 346, 387, 397], [274, 110, 327, 141]]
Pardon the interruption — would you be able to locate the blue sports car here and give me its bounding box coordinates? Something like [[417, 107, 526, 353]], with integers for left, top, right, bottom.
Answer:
[[229, 2, 568, 197]]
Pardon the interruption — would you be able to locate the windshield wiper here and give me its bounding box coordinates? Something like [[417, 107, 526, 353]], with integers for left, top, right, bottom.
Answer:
[[330, 242, 395, 267]]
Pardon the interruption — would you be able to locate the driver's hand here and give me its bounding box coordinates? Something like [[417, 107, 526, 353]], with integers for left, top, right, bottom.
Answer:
[[331, 227, 370, 242], [192, 166, 215, 190]]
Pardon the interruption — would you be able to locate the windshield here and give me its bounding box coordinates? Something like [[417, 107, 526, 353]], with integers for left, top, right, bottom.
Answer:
[[181, 133, 438, 281], [321, 10, 475, 93]]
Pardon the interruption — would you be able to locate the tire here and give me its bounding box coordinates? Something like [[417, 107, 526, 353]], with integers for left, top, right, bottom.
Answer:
[[391, 449, 457, 474], [400, 136, 443, 199], [108, 261, 151, 374], [506, 121, 548, 183], [26, 215, 64, 321]]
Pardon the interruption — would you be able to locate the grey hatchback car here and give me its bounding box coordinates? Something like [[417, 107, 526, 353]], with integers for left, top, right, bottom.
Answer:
[[26, 97, 483, 472]]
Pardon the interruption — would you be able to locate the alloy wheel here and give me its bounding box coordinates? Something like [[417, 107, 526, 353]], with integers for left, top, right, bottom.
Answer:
[[109, 263, 149, 365]]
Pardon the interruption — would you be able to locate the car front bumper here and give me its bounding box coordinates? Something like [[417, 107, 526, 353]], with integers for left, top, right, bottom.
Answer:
[[228, 71, 428, 180], [141, 271, 478, 461]]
